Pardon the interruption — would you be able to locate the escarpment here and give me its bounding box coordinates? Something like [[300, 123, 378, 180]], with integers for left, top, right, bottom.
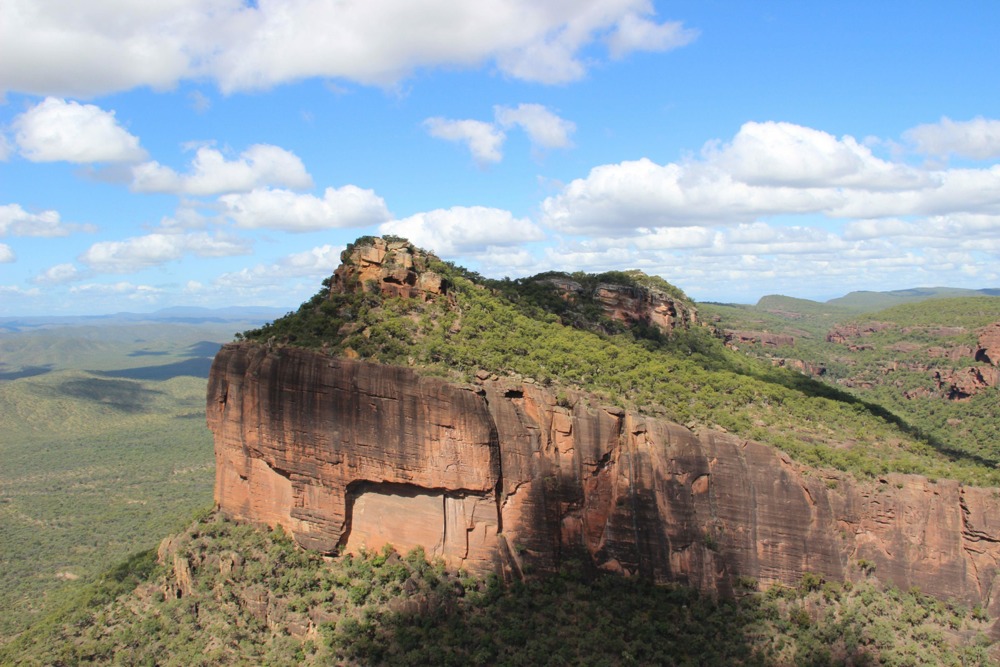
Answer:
[[208, 343, 1000, 613]]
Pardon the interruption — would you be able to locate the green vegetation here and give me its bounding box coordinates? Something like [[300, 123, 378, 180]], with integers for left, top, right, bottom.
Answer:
[[828, 287, 1000, 312], [5, 246, 1000, 663], [5, 513, 994, 666], [704, 295, 1000, 475], [0, 322, 247, 639], [242, 239, 1000, 486]]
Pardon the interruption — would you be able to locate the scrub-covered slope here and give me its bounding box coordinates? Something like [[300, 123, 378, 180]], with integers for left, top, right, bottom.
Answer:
[[209, 237, 1000, 614]]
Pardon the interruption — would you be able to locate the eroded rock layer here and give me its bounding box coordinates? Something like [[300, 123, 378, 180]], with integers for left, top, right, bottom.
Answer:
[[209, 343, 1000, 612]]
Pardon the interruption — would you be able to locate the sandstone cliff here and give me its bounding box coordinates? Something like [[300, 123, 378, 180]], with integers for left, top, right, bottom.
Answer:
[[208, 343, 1000, 613]]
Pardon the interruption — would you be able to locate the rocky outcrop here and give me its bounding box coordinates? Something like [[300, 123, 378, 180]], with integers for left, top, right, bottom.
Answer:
[[928, 325, 1000, 399], [330, 237, 448, 300], [209, 343, 1000, 612], [935, 366, 1000, 400], [540, 276, 697, 333], [591, 283, 695, 332], [724, 330, 795, 349], [826, 322, 892, 344], [977, 323, 1000, 366]]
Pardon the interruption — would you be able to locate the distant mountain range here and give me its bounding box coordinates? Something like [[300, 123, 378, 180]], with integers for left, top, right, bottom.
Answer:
[[0, 306, 288, 333], [754, 286, 1000, 314]]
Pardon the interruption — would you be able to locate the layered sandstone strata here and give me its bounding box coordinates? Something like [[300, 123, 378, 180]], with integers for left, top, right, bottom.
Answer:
[[208, 343, 1000, 613]]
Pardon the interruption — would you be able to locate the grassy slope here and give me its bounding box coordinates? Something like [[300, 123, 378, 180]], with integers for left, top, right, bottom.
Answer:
[[828, 287, 1000, 311], [0, 322, 256, 639]]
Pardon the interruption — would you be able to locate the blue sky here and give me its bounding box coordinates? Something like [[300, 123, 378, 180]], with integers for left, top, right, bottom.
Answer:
[[2, 1, 1000, 315]]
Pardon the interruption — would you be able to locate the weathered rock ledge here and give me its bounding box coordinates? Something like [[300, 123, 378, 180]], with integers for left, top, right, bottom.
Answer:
[[208, 343, 1000, 614]]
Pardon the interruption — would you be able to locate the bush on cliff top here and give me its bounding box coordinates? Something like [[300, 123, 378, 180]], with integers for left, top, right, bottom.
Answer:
[[238, 237, 1000, 487]]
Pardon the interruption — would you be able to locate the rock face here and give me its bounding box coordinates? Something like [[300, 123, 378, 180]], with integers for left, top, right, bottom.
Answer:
[[330, 237, 448, 300], [978, 323, 1000, 366], [540, 276, 697, 333], [209, 343, 1000, 612], [591, 283, 695, 332]]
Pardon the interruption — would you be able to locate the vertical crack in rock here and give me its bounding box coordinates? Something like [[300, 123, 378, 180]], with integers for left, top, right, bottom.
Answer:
[[960, 488, 986, 602]]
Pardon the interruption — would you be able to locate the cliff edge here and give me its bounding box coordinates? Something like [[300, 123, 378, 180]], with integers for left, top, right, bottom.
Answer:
[[209, 343, 1000, 612], [210, 236, 1000, 618]]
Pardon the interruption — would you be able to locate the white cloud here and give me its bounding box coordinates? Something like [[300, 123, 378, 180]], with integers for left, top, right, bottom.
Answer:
[[0, 134, 10, 161], [79, 232, 251, 273], [495, 34, 587, 85], [0, 285, 40, 297], [221, 186, 391, 232], [636, 226, 716, 250], [379, 206, 544, 256], [426, 104, 575, 163], [280, 244, 345, 274], [844, 214, 1000, 248], [0, 244, 14, 263], [218, 244, 343, 283], [34, 263, 84, 284], [131, 144, 312, 196], [424, 118, 505, 164], [13, 97, 146, 163], [542, 157, 836, 234], [606, 11, 698, 59], [69, 282, 163, 302], [0, 0, 696, 96], [541, 122, 1000, 235], [905, 116, 1000, 160], [0, 203, 89, 237], [709, 121, 929, 190], [494, 104, 575, 150]]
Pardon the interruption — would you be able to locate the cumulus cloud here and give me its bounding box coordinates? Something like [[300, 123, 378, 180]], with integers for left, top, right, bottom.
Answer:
[[0, 285, 40, 297], [131, 144, 312, 196], [494, 104, 575, 150], [606, 10, 698, 59], [426, 104, 575, 162], [541, 122, 1000, 235], [424, 118, 505, 164], [905, 116, 1000, 160], [0, 203, 90, 237], [220, 186, 391, 232], [708, 121, 928, 190], [13, 98, 146, 163], [542, 157, 835, 234], [529, 202, 1000, 303], [379, 206, 544, 256], [33, 263, 85, 285], [0, 243, 14, 263], [0, 0, 696, 96], [79, 232, 251, 273], [844, 214, 1000, 248], [68, 282, 163, 303], [215, 244, 343, 285]]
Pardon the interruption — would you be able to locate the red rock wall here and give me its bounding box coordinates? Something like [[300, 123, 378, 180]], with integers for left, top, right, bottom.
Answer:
[[208, 343, 1000, 611]]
